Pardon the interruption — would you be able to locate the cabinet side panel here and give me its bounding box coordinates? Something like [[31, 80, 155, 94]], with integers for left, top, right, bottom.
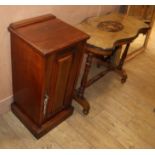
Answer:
[[11, 33, 45, 125]]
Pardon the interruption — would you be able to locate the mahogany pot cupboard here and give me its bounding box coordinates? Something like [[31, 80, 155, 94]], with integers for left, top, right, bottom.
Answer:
[[8, 14, 89, 139]]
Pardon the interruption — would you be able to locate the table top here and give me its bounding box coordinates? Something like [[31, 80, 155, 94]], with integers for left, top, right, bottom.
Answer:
[[76, 13, 149, 51]]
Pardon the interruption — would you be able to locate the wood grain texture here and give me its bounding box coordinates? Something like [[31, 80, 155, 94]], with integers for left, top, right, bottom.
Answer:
[[11, 33, 45, 125], [9, 14, 89, 56], [77, 13, 149, 50], [46, 47, 78, 118]]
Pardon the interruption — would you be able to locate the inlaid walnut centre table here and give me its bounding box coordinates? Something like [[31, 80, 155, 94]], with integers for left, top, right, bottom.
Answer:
[[74, 13, 150, 114]]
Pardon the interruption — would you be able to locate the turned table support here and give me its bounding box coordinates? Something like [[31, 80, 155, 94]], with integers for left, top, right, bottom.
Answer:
[[74, 53, 93, 114], [78, 53, 93, 98], [118, 43, 130, 70], [115, 43, 130, 83], [74, 43, 131, 115]]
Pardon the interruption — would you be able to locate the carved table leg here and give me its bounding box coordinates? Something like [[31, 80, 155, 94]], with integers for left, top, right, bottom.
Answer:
[[115, 43, 130, 83], [74, 53, 93, 115]]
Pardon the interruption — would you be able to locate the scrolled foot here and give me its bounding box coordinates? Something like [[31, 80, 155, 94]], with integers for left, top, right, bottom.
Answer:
[[73, 90, 90, 115]]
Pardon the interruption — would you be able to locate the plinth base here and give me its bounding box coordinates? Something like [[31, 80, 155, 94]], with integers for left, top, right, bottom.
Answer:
[[11, 103, 74, 139]]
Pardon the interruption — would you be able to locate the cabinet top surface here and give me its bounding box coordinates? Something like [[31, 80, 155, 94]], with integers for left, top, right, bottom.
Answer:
[[9, 14, 89, 56]]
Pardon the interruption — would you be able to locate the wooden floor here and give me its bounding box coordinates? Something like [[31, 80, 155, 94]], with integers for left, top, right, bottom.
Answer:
[[1, 28, 155, 149]]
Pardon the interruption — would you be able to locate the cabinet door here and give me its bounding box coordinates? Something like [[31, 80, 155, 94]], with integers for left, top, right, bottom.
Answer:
[[44, 44, 83, 119]]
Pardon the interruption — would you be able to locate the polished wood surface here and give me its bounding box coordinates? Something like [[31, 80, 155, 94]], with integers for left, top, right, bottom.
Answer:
[[77, 13, 149, 50], [10, 33, 45, 125], [9, 14, 89, 138], [9, 14, 88, 56]]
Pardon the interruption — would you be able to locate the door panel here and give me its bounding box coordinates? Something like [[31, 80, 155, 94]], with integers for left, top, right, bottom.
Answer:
[[52, 54, 72, 112], [45, 47, 77, 119]]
